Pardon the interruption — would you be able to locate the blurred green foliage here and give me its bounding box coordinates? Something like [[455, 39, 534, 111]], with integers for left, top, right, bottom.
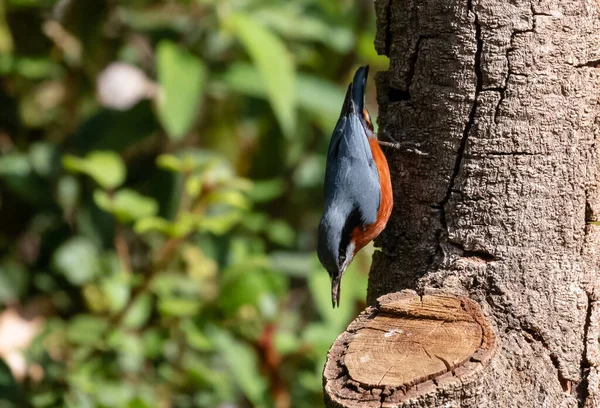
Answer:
[[0, 0, 386, 407]]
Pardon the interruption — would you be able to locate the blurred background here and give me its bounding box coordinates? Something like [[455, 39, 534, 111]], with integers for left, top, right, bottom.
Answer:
[[0, 0, 387, 407]]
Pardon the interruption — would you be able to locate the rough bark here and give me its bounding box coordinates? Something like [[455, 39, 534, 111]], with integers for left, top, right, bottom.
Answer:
[[325, 0, 600, 406]]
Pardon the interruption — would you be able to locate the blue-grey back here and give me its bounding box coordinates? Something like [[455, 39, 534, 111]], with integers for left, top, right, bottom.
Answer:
[[323, 108, 380, 223]]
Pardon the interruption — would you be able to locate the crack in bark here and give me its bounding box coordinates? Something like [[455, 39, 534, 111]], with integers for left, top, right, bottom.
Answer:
[[578, 294, 594, 406], [575, 59, 600, 68], [438, 0, 483, 259], [388, 35, 438, 102], [493, 1, 537, 124], [483, 151, 538, 156], [447, 241, 498, 262]]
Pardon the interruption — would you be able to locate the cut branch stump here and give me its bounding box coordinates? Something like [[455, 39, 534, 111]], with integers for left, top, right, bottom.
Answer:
[[323, 290, 496, 407]]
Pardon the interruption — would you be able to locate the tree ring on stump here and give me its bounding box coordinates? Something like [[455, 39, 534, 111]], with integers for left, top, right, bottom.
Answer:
[[323, 290, 497, 407]]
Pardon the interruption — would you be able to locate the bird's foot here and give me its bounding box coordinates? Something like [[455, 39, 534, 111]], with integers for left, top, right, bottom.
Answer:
[[378, 140, 428, 156]]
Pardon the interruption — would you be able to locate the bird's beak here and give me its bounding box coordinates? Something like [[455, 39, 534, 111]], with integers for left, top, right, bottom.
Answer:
[[331, 275, 342, 308]]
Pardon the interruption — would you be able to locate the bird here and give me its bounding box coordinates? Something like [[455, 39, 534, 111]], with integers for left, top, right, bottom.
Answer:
[[317, 65, 393, 308]]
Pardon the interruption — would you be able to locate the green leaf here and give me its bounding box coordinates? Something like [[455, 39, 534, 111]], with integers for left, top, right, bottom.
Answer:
[[248, 178, 286, 203], [185, 175, 203, 197], [221, 63, 344, 130], [253, 6, 353, 53], [219, 267, 285, 315], [156, 154, 183, 172], [158, 297, 201, 317], [205, 190, 249, 210], [107, 331, 144, 373], [156, 41, 207, 141], [227, 14, 296, 138], [274, 331, 301, 355], [66, 315, 108, 345], [0, 153, 31, 176], [52, 237, 100, 285], [123, 294, 152, 329], [0, 260, 29, 303], [0, 356, 19, 403], [182, 321, 213, 352], [28, 141, 57, 177], [63, 151, 126, 189], [0, 0, 13, 54], [56, 175, 80, 214], [133, 216, 173, 235], [101, 275, 131, 314], [208, 327, 269, 408], [93, 189, 159, 223], [266, 219, 295, 247], [198, 210, 244, 235]]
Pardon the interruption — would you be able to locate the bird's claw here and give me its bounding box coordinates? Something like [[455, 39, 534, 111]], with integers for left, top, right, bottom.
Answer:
[[378, 140, 429, 156]]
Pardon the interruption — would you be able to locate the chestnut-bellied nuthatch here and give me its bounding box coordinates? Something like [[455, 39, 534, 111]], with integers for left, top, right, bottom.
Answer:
[[317, 66, 393, 308]]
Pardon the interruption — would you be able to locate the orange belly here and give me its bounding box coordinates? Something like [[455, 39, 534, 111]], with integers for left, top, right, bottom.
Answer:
[[351, 138, 393, 253]]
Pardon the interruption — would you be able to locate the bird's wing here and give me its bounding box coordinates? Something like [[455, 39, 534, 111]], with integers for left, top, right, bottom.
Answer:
[[323, 111, 380, 227]]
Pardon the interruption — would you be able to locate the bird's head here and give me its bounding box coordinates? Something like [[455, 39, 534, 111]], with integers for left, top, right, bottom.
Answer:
[[317, 209, 357, 308]]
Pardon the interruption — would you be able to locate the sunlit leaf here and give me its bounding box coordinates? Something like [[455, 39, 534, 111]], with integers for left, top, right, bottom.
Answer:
[[133, 216, 172, 235], [63, 151, 126, 190], [28, 141, 57, 177], [56, 175, 80, 214], [226, 14, 296, 138], [185, 175, 203, 197], [93, 189, 159, 224], [123, 294, 152, 329], [156, 41, 207, 141], [52, 237, 100, 285], [83, 284, 109, 313], [227, 177, 254, 192], [158, 297, 201, 317], [156, 154, 183, 173], [101, 274, 131, 314], [0, 0, 13, 54], [205, 190, 249, 210]]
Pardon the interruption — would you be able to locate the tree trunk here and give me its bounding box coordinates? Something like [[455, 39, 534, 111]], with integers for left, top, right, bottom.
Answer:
[[324, 0, 600, 406]]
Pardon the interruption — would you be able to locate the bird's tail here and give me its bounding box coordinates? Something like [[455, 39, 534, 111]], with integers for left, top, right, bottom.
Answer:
[[339, 65, 370, 118], [350, 65, 369, 114]]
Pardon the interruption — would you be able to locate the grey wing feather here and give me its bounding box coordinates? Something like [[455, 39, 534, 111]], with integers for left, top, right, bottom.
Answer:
[[323, 113, 380, 226]]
